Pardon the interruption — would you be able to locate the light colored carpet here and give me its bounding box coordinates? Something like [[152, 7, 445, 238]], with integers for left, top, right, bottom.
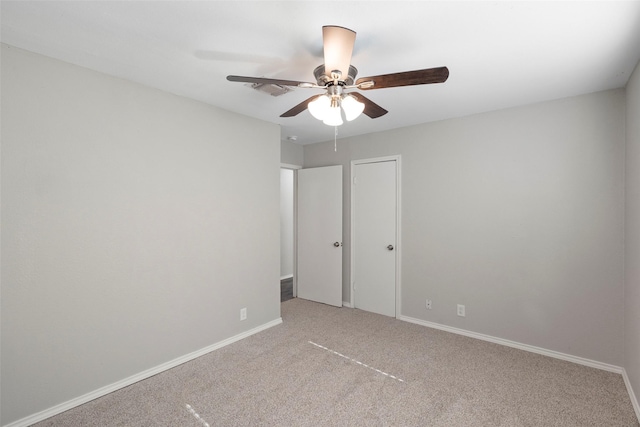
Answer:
[[35, 298, 638, 426]]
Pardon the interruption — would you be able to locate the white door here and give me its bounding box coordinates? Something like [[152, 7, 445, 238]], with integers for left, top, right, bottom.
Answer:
[[297, 165, 343, 307], [352, 160, 397, 317]]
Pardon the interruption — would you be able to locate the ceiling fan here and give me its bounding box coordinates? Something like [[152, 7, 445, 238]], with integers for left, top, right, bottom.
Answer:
[[227, 26, 449, 126]]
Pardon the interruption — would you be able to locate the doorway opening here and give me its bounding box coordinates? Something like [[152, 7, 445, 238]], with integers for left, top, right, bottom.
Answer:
[[280, 164, 300, 302]]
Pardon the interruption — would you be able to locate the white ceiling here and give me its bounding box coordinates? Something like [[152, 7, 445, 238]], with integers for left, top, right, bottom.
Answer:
[[2, 1, 640, 145]]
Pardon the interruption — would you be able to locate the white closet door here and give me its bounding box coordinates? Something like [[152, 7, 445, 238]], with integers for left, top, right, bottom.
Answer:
[[353, 160, 397, 317], [297, 165, 343, 307]]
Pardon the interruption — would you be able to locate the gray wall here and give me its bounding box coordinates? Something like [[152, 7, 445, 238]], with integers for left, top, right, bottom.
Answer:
[[304, 89, 625, 366], [625, 59, 640, 411], [1, 44, 281, 425], [280, 140, 303, 166]]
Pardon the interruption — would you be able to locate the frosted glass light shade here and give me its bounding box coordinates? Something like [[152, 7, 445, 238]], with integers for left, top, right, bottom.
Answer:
[[308, 95, 331, 120], [341, 95, 365, 121], [323, 105, 343, 126]]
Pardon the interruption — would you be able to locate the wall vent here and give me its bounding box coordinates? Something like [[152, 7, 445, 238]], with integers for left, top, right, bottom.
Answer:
[[247, 82, 292, 97]]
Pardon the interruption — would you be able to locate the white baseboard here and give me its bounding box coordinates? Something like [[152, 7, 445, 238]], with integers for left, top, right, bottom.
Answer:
[[400, 315, 639, 423], [280, 274, 293, 280], [8, 314, 638, 426], [398, 315, 623, 374], [622, 368, 640, 422], [5, 318, 283, 427]]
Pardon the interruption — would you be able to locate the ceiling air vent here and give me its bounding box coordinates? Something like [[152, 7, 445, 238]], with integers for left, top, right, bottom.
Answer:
[[247, 82, 292, 97]]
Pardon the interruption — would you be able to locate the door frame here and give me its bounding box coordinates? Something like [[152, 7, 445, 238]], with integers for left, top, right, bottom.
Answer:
[[350, 155, 402, 317], [281, 163, 301, 298]]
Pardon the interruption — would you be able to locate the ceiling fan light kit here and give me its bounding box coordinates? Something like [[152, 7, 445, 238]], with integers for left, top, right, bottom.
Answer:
[[309, 85, 365, 125], [227, 25, 449, 130]]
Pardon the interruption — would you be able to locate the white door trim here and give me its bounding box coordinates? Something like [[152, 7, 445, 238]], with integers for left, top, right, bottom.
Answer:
[[350, 155, 401, 318], [280, 163, 302, 170]]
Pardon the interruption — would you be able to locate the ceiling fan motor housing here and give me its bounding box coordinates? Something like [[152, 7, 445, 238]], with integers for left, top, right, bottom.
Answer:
[[313, 64, 358, 86]]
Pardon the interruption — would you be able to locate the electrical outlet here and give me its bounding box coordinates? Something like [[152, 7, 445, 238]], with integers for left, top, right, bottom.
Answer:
[[240, 308, 247, 321], [426, 299, 432, 310], [457, 304, 465, 317]]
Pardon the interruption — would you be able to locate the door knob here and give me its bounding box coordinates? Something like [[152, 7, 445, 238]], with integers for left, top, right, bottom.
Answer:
[[334, 242, 341, 247], [387, 245, 394, 251]]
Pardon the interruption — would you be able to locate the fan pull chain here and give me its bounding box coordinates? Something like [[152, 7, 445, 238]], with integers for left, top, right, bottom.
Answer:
[[334, 126, 338, 152]]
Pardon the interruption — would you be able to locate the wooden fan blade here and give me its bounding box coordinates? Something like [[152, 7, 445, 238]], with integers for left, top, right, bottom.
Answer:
[[280, 95, 323, 117], [322, 26, 356, 79], [355, 66, 449, 90], [227, 75, 314, 87], [350, 93, 388, 118]]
